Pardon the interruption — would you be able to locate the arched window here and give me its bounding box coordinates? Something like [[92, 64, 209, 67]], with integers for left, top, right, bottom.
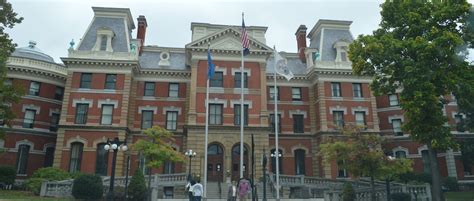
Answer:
[[395, 150, 407, 159], [95, 143, 109, 176], [271, 149, 283, 174], [69, 142, 83, 173], [16, 144, 30, 174], [294, 149, 306, 175], [209, 144, 223, 155]]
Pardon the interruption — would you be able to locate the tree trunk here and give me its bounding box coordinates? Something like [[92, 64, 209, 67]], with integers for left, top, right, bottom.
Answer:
[[370, 176, 375, 201], [427, 144, 444, 201]]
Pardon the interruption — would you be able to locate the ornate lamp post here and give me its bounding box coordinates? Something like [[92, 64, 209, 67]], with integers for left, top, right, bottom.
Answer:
[[271, 150, 282, 200], [185, 149, 196, 181], [104, 137, 128, 201]]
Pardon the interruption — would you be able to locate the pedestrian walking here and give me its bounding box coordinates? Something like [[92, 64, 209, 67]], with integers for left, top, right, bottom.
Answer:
[[238, 178, 251, 201], [193, 179, 203, 201], [186, 180, 195, 201], [227, 181, 237, 201]]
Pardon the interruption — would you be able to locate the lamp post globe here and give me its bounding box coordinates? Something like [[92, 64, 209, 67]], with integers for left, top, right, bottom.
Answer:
[[104, 137, 127, 201], [185, 150, 196, 181]]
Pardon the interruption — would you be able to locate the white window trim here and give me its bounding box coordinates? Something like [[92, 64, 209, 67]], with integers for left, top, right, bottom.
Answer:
[[163, 106, 182, 115], [268, 111, 284, 118], [417, 145, 428, 157], [138, 105, 158, 114], [231, 68, 252, 76], [43, 143, 55, 152], [452, 112, 466, 119], [49, 108, 60, 116], [230, 100, 253, 109], [351, 106, 369, 115], [93, 28, 115, 52], [97, 99, 119, 109], [289, 110, 307, 118], [392, 146, 409, 157], [329, 106, 347, 115], [207, 98, 228, 108], [22, 104, 41, 114], [214, 66, 227, 75], [15, 139, 34, 150], [66, 136, 88, 148], [72, 98, 93, 108], [388, 115, 404, 123], [159, 51, 170, 66]]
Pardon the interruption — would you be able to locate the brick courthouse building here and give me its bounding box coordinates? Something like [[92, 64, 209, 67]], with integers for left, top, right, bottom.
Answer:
[[1, 6, 472, 189]]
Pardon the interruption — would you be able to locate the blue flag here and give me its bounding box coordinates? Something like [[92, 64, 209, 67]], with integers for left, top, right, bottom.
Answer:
[[207, 48, 215, 79]]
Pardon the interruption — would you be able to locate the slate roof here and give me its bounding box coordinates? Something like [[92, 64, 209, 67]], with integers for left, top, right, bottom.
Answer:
[[266, 52, 306, 75], [139, 47, 187, 70], [12, 42, 55, 63], [77, 17, 130, 52]]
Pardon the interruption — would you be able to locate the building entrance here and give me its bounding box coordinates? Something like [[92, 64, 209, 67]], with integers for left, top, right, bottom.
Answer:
[[207, 143, 224, 182], [231, 144, 249, 181]]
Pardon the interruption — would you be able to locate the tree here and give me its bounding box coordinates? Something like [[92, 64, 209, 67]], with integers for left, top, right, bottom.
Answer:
[[348, 1, 473, 200], [132, 126, 184, 199], [127, 168, 147, 201], [320, 126, 412, 201], [0, 1, 24, 140]]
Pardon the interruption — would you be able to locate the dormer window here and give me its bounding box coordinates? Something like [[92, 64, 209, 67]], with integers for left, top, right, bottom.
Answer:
[[93, 27, 115, 52], [333, 40, 350, 62]]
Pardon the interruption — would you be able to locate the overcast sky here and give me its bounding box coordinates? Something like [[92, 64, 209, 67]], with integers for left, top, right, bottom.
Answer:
[[7, 0, 474, 63]]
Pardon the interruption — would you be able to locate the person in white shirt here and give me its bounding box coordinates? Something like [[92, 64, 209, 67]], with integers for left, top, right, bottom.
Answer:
[[227, 181, 237, 201], [186, 180, 195, 201], [192, 179, 203, 201]]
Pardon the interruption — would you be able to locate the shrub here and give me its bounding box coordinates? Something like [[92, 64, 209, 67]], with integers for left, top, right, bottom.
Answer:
[[391, 192, 411, 201], [26, 167, 71, 195], [128, 169, 147, 201], [444, 177, 459, 191], [0, 166, 16, 185], [72, 174, 103, 200], [342, 182, 355, 201]]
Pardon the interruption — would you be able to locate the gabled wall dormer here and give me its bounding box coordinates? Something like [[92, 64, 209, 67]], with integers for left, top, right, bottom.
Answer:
[[307, 19, 353, 62], [190, 22, 268, 45], [76, 7, 135, 53]]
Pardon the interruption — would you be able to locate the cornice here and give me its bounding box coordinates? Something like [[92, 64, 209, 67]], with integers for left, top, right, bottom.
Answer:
[[7, 65, 67, 80], [61, 58, 138, 67], [138, 69, 191, 78]]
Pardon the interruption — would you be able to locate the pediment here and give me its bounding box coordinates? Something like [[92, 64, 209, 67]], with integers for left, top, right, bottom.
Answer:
[[185, 27, 273, 54]]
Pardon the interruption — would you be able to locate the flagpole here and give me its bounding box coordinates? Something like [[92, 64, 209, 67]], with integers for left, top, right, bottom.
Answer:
[[273, 46, 280, 201], [203, 45, 211, 199], [240, 12, 245, 179]]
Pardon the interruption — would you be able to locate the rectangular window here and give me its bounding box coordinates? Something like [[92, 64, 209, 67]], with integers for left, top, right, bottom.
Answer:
[[421, 150, 431, 174], [234, 104, 249, 126], [395, 151, 407, 159], [80, 73, 92, 89], [100, 104, 114, 125], [44, 147, 55, 167], [292, 87, 302, 101], [163, 161, 175, 174], [209, 104, 223, 125], [105, 74, 117, 89], [95, 143, 109, 176], [141, 110, 153, 129], [166, 111, 178, 131], [75, 104, 89, 124], [164, 187, 174, 199], [168, 83, 179, 98], [331, 82, 341, 97], [294, 149, 306, 175], [340, 52, 348, 62], [29, 81, 40, 96], [234, 72, 248, 88], [54, 86, 64, 100], [293, 114, 304, 133], [269, 86, 280, 100], [50, 113, 60, 132], [333, 111, 344, 128], [389, 94, 399, 106], [269, 114, 282, 133], [16, 144, 30, 174], [23, 109, 35, 128], [144, 82, 155, 96], [392, 119, 403, 136], [454, 114, 465, 132], [100, 35, 107, 51], [337, 160, 347, 178], [210, 72, 223, 87], [352, 83, 362, 98], [355, 111, 366, 127], [139, 153, 150, 175], [69, 142, 83, 173]]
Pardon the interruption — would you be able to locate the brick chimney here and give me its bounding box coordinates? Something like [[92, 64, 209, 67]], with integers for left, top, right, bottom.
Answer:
[[295, 25, 307, 63], [137, 15, 147, 55]]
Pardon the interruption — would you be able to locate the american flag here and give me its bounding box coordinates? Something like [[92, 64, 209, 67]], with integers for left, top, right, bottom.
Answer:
[[241, 18, 250, 56]]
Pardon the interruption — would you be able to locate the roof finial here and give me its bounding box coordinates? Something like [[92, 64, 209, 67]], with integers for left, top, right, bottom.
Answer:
[[69, 39, 75, 50], [28, 41, 37, 48]]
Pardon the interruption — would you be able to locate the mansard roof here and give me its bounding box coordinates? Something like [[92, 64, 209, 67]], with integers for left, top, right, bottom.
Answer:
[[139, 46, 188, 70]]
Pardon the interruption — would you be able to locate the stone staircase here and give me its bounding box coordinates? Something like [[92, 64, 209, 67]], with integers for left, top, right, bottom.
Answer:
[[205, 181, 275, 199]]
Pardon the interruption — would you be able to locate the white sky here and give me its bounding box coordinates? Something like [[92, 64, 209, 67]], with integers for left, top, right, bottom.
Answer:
[[7, 0, 474, 63]]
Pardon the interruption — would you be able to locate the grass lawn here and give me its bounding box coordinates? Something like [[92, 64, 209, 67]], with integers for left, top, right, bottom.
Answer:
[[0, 190, 72, 201], [445, 191, 474, 201]]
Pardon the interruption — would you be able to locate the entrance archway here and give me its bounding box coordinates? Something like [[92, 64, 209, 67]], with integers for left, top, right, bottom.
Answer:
[[231, 143, 249, 181], [207, 143, 224, 182]]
